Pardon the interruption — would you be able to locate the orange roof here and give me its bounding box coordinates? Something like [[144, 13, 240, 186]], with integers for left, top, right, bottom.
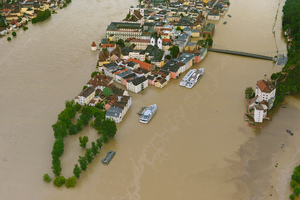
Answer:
[[102, 44, 114, 48], [128, 58, 152, 71], [92, 41, 97, 47], [256, 80, 275, 93], [162, 39, 172, 43], [114, 69, 127, 75]]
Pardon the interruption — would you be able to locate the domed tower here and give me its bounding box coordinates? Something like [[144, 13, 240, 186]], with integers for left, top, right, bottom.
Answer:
[[150, 34, 155, 46], [130, 6, 134, 15], [157, 34, 162, 49], [140, 8, 144, 16]]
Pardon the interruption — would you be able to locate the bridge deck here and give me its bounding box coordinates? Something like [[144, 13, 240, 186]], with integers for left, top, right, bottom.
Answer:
[[208, 48, 274, 61]]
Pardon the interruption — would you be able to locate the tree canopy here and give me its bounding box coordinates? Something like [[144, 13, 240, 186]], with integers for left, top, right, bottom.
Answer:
[[169, 45, 180, 58], [245, 87, 255, 99], [116, 39, 125, 48], [103, 87, 113, 97], [32, 9, 51, 24], [206, 36, 213, 47]]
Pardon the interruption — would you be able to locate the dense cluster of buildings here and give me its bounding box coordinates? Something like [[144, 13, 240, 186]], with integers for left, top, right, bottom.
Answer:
[[81, 0, 230, 123], [0, 0, 63, 35], [92, 0, 230, 92]]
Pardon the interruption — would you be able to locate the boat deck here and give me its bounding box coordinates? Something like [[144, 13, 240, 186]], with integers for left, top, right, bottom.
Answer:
[[102, 151, 116, 164]]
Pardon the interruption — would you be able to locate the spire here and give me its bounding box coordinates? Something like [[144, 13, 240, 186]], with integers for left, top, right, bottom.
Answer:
[[150, 34, 155, 46]]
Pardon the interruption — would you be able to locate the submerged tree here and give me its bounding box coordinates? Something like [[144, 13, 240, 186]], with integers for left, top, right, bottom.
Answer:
[[85, 148, 94, 163], [245, 87, 255, 99], [73, 164, 82, 178], [43, 173, 52, 183], [91, 142, 99, 156], [53, 176, 66, 187], [79, 136, 88, 148], [78, 156, 88, 170], [65, 176, 77, 188]]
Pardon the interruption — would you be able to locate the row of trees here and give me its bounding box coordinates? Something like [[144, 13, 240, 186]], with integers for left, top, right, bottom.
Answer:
[[289, 165, 300, 199], [32, 9, 51, 24], [46, 99, 117, 188], [51, 100, 81, 177], [281, 1, 300, 199]]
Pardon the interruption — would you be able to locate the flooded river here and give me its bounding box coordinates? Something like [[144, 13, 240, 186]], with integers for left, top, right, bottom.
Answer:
[[0, 0, 299, 199]]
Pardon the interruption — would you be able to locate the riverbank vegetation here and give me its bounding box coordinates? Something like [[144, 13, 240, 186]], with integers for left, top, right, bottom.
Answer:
[[32, 9, 51, 24], [277, 0, 300, 199], [270, 0, 300, 109], [45, 99, 117, 188]]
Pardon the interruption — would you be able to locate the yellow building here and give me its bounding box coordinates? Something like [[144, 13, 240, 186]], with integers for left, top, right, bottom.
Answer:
[[155, 78, 167, 88], [6, 14, 19, 21], [184, 42, 197, 51], [75, 86, 96, 105]]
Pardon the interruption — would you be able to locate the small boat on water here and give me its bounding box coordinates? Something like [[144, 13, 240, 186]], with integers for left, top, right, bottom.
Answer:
[[228, 14, 232, 17], [140, 104, 157, 124], [286, 129, 294, 136], [102, 151, 116, 164], [223, 21, 227, 24]]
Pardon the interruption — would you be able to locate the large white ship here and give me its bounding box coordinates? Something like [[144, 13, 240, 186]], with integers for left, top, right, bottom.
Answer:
[[185, 68, 205, 88], [139, 104, 157, 124], [179, 69, 197, 87]]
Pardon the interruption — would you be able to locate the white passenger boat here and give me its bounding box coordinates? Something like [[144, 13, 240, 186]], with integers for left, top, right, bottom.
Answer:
[[139, 104, 157, 124], [179, 69, 197, 86], [185, 68, 205, 88]]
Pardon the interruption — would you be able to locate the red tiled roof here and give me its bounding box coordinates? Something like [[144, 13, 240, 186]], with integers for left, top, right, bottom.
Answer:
[[87, 74, 112, 87], [102, 44, 115, 48], [256, 80, 275, 93]]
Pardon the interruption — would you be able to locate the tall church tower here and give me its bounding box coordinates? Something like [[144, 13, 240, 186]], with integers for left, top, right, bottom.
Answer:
[[150, 34, 155, 46], [130, 6, 134, 15], [157, 34, 162, 49]]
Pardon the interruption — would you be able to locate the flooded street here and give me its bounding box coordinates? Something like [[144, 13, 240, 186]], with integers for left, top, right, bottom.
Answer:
[[0, 0, 299, 199]]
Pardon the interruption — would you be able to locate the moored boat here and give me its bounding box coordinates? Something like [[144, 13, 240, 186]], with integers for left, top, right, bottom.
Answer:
[[140, 104, 157, 124], [185, 68, 205, 88], [179, 69, 197, 86], [102, 151, 116, 164]]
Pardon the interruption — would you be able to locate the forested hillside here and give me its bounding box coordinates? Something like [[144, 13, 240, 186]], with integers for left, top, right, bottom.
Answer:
[[271, 0, 300, 108]]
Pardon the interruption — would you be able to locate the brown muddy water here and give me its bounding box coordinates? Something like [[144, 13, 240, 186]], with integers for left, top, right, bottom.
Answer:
[[0, 0, 299, 199]]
